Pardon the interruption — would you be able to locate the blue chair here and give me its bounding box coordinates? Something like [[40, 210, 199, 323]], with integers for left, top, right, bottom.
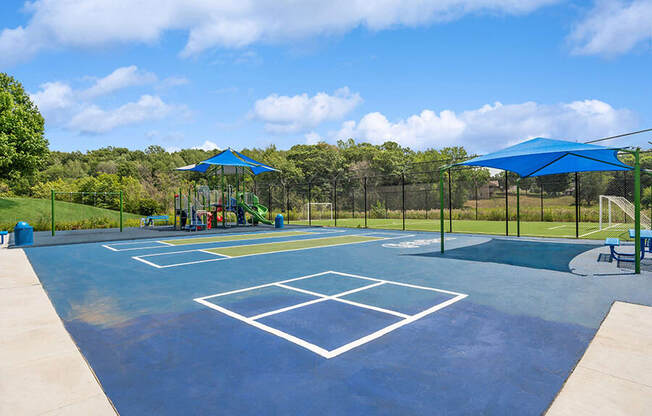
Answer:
[[0, 230, 7, 244]]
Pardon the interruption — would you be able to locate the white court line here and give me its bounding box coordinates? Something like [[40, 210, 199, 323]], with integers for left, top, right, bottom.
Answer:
[[155, 229, 340, 246], [579, 222, 624, 238], [105, 240, 164, 246], [132, 256, 164, 269], [547, 225, 567, 230], [194, 298, 332, 358], [103, 244, 171, 252], [198, 271, 334, 300], [133, 235, 414, 269], [198, 249, 232, 258], [248, 298, 330, 320], [326, 293, 467, 358], [268, 282, 409, 319], [195, 270, 467, 359]]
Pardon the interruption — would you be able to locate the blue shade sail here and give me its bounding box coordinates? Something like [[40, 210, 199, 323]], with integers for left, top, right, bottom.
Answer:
[[457, 138, 631, 177]]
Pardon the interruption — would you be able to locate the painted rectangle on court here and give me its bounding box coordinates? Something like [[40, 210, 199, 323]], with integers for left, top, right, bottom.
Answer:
[[203, 235, 384, 258], [160, 230, 314, 246], [195, 271, 467, 359]]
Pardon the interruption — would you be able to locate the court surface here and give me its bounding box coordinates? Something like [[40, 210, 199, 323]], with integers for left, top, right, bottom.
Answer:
[[23, 227, 652, 415]]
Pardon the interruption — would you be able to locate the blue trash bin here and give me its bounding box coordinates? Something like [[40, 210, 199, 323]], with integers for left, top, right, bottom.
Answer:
[[14, 221, 34, 247], [275, 214, 284, 229]]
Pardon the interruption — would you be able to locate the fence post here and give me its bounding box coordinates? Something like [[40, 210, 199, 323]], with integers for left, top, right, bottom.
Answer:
[[440, 169, 445, 253], [385, 193, 388, 219], [575, 172, 579, 239], [285, 185, 290, 224], [516, 179, 520, 237], [634, 149, 641, 274], [119, 190, 123, 232], [308, 182, 312, 226], [364, 177, 368, 228], [268, 184, 272, 221], [425, 188, 429, 220], [51, 190, 55, 236], [448, 170, 452, 233], [505, 171, 508, 236], [540, 182, 544, 222], [351, 186, 355, 219], [402, 173, 406, 231], [475, 182, 478, 221], [334, 178, 338, 227]]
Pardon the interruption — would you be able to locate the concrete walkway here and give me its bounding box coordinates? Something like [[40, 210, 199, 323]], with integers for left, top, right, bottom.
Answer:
[[0, 245, 115, 415], [547, 301, 652, 415]]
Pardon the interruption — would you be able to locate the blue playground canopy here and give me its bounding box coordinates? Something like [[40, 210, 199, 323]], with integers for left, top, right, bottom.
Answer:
[[456, 138, 632, 177], [175, 148, 277, 175]]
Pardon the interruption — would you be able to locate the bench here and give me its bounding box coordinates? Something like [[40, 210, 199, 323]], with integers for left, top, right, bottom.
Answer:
[[0, 230, 7, 244], [140, 215, 169, 227], [605, 238, 643, 266]]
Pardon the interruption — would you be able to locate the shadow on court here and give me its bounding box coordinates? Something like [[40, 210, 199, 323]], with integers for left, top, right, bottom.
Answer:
[[411, 239, 599, 272]]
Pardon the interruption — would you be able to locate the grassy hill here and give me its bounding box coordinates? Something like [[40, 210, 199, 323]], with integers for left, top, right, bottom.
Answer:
[[0, 197, 142, 231]]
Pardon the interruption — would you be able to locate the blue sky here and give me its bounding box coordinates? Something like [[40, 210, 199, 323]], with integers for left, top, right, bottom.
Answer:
[[1, 0, 650, 153]]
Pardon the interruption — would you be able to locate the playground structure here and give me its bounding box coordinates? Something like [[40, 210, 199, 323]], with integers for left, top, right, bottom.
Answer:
[[174, 186, 272, 231], [175, 148, 277, 230]]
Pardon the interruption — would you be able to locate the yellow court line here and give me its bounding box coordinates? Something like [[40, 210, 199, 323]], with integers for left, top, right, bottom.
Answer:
[[204, 235, 383, 258], [160, 230, 314, 246]]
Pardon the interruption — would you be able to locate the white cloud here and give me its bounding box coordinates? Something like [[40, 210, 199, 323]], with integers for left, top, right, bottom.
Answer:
[[158, 76, 190, 90], [0, 0, 558, 65], [29, 81, 74, 121], [569, 0, 652, 56], [253, 87, 362, 133], [192, 140, 221, 151], [82, 65, 157, 98], [29, 66, 187, 134], [334, 100, 637, 152], [68, 95, 175, 134]]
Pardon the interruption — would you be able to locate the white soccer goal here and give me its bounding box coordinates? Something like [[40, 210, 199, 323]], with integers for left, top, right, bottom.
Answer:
[[599, 195, 651, 230], [304, 202, 333, 221]]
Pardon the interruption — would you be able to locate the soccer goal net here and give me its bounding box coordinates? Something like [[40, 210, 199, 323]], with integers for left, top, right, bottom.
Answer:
[[303, 202, 333, 221], [599, 195, 651, 231]]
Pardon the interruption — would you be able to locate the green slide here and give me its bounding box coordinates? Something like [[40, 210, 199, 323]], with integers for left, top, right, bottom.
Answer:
[[238, 197, 273, 225]]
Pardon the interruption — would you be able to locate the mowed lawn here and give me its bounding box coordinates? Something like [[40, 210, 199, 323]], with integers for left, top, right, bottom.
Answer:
[[292, 217, 635, 240], [0, 197, 141, 230]]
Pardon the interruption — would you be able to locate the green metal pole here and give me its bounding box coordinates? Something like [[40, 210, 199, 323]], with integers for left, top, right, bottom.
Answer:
[[634, 149, 641, 274], [119, 190, 123, 232], [221, 166, 226, 228], [516, 179, 520, 237], [440, 169, 445, 253], [51, 190, 55, 236], [178, 187, 182, 230]]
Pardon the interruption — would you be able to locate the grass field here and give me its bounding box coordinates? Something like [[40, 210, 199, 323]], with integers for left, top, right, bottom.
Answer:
[[0, 197, 142, 231], [292, 218, 635, 241]]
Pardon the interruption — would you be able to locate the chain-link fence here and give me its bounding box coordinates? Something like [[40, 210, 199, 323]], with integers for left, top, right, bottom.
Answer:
[[255, 167, 651, 241]]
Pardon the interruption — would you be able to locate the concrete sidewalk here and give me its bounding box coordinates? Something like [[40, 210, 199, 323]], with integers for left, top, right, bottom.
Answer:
[[547, 301, 652, 415], [0, 246, 115, 415]]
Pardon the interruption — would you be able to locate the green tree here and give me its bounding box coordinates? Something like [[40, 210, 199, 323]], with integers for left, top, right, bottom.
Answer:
[[0, 73, 49, 187]]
